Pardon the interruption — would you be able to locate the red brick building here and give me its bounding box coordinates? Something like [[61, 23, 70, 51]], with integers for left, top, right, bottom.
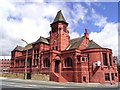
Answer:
[[0, 56, 11, 73], [10, 10, 118, 83]]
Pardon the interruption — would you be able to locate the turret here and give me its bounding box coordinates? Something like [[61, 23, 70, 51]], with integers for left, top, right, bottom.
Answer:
[[50, 10, 70, 51]]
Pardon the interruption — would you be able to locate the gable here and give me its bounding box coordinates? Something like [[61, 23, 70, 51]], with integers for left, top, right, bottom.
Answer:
[[33, 36, 49, 45], [12, 45, 24, 52]]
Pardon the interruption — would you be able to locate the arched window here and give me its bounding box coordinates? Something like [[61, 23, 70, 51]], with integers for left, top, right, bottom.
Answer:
[[43, 58, 50, 67], [64, 57, 72, 67]]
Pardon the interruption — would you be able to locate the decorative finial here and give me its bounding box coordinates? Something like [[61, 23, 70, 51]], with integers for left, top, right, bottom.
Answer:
[[85, 28, 88, 34], [58, 10, 61, 12]]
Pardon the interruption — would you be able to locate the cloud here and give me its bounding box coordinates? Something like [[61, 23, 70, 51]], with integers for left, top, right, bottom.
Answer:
[[70, 32, 80, 39], [89, 22, 118, 56], [91, 8, 107, 28], [65, 3, 88, 32], [88, 7, 118, 56], [0, 1, 59, 55], [0, 1, 88, 56], [0, 1, 118, 58]]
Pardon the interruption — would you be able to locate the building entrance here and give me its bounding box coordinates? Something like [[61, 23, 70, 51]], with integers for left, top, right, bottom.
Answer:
[[54, 60, 60, 73]]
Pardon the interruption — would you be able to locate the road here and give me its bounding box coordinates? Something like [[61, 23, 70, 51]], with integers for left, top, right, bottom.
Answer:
[[0, 78, 119, 90]]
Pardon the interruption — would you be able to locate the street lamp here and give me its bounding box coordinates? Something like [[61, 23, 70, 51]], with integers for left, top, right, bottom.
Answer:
[[21, 39, 28, 79], [36, 65, 38, 74]]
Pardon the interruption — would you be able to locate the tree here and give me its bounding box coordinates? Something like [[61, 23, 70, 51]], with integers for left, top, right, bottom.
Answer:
[[117, 65, 120, 74]]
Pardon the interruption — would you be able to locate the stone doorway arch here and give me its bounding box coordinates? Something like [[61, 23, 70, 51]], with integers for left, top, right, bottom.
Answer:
[[54, 55, 61, 73]]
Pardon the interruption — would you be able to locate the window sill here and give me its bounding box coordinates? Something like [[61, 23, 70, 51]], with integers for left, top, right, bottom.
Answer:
[[103, 65, 113, 68], [33, 65, 38, 67], [42, 67, 50, 69], [105, 80, 110, 82], [63, 67, 72, 69]]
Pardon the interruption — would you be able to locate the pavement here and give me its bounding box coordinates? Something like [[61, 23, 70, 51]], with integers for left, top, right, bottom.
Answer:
[[0, 77, 119, 88]]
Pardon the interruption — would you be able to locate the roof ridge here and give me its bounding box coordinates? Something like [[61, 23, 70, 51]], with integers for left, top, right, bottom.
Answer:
[[40, 36, 47, 39], [16, 45, 24, 48], [12, 45, 24, 51], [33, 36, 50, 45], [70, 36, 83, 40]]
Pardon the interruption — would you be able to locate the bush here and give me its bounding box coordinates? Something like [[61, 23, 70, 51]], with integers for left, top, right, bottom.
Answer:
[[117, 65, 120, 74]]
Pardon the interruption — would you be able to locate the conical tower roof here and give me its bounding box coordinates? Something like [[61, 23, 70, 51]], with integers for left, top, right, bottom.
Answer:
[[52, 10, 67, 24]]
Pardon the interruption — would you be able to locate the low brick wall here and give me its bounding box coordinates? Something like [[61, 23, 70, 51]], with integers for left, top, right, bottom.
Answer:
[[0, 73, 49, 81], [31, 74, 49, 81], [0, 73, 24, 79]]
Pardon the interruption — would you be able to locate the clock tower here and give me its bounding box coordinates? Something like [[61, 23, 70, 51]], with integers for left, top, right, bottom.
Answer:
[[50, 10, 70, 51]]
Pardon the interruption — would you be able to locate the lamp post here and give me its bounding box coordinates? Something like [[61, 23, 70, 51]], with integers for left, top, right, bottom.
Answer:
[[21, 39, 28, 80], [36, 65, 38, 74]]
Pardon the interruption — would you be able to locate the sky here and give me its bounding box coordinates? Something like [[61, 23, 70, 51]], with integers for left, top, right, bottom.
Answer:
[[0, 0, 119, 59]]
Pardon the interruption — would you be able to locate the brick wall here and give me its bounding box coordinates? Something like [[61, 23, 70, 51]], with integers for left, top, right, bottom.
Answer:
[[0, 73, 24, 79], [0, 73, 49, 81], [31, 74, 49, 81]]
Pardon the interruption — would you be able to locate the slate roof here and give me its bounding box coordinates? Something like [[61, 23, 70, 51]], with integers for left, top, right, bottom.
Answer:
[[12, 44, 33, 51], [12, 36, 102, 52], [12, 45, 24, 51], [33, 36, 49, 45], [53, 10, 67, 24], [24, 43, 33, 50], [12, 36, 49, 52], [85, 40, 102, 49], [66, 36, 84, 50], [66, 37, 102, 50]]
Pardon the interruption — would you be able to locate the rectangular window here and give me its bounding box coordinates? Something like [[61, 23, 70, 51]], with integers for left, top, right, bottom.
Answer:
[[27, 60, 30, 67], [103, 53, 108, 66], [82, 57, 85, 62], [77, 57, 80, 62], [34, 49, 39, 66], [105, 73, 110, 81], [56, 46, 58, 50], [35, 59, 38, 66], [113, 60, 115, 63], [52, 47, 54, 50], [63, 25, 66, 32], [109, 54, 112, 66], [115, 73, 117, 77], [111, 73, 114, 80], [83, 76, 86, 82]]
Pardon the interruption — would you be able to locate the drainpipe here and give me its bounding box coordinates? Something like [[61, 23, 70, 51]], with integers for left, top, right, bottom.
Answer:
[[88, 54, 90, 83], [108, 65, 112, 85]]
